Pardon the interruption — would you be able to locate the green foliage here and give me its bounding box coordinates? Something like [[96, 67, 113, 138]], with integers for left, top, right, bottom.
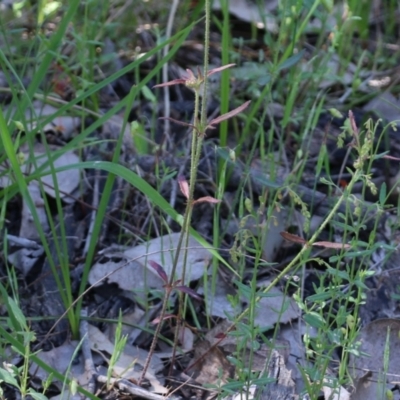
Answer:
[[0, 0, 398, 398]]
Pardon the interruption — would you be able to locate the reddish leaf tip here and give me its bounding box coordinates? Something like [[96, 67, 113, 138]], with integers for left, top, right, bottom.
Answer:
[[148, 260, 168, 283]]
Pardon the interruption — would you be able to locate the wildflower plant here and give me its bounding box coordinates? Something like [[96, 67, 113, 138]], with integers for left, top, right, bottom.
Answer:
[[138, 0, 250, 382]]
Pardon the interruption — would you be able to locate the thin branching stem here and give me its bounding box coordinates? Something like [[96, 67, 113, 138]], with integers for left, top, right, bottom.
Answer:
[[226, 166, 364, 336], [139, 0, 212, 384]]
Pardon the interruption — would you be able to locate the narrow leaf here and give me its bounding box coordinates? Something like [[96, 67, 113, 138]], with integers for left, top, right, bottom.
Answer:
[[175, 286, 203, 301], [349, 110, 359, 136], [207, 63, 236, 76], [379, 182, 387, 206], [8, 297, 27, 330], [278, 49, 305, 71], [253, 174, 282, 189], [208, 100, 251, 127], [153, 79, 186, 88], [148, 260, 168, 283], [257, 74, 271, 85], [280, 231, 307, 244], [383, 154, 400, 161], [158, 116, 197, 131], [313, 241, 351, 250], [178, 175, 190, 199], [304, 312, 326, 328], [193, 196, 221, 205], [152, 314, 177, 324], [35, 160, 238, 276]]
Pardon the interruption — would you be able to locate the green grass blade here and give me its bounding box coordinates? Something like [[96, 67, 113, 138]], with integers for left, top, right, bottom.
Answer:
[[0, 324, 98, 399], [47, 160, 235, 274], [0, 106, 78, 331]]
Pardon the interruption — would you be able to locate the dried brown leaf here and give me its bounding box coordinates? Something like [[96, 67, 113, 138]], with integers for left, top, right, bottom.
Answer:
[[280, 231, 307, 244], [313, 241, 351, 250], [178, 175, 190, 199], [193, 196, 221, 205], [207, 63, 236, 76], [349, 110, 359, 136], [208, 100, 251, 127]]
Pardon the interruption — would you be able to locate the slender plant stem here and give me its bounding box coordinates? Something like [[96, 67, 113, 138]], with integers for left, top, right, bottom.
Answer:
[[225, 167, 363, 336], [200, 0, 210, 126], [139, 0, 212, 383]]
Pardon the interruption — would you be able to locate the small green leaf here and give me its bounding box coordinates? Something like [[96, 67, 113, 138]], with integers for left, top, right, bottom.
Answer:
[[379, 182, 387, 206], [28, 391, 49, 400], [257, 74, 272, 85], [130, 121, 148, 155], [319, 177, 334, 185], [13, 120, 24, 131], [278, 50, 305, 71], [0, 368, 19, 388], [306, 291, 333, 302], [329, 108, 343, 119], [226, 356, 242, 368], [253, 175, 281, 189], [141, 85, 156, 102], [244, 198, 253, 213], [229, 148, 236, 162], [7, 297, 27, 331], [304, 312, 326, 328]]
